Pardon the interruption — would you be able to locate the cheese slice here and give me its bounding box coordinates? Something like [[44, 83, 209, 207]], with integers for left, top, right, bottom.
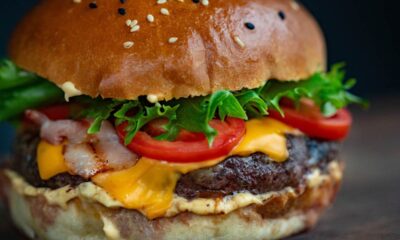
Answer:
[[231, 118, 294, 162], [92, 157, 225, 219], [37, 141, 69, 180], [93, 158, 180, 219], [37, 118, 296, 218]]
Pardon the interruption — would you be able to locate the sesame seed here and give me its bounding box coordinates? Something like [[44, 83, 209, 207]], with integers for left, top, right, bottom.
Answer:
[[278, 11, 286, 20], [233, 36, 245, 48], [131, 20, 138, 26], [160, 8, 170, 15], [290, 0, 300, 10], [201, 0, 209, 6], [244, 22, 255, 30], [168, 37, 178, 43], [157, 0, 167, 4], [147, 14, 155, 23], [118, 8, 126, 15], [89, 2, 97, 9], [123, 41, 134, 48], [176, 0, 184, 2], [130, 25, 140, 32], [126, 20, 138, 27], [73, 0, 81, 3]]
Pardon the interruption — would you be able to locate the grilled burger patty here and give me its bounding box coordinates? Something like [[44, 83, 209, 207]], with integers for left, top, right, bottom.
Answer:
[[176, 135, 340, 199], [10, 129, 340, 198]]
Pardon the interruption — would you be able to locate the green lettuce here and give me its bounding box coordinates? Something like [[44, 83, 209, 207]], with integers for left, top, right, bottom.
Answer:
[[0, 59, 366, 145], [82, 63, 367, 145], [260, 63, 367, 117], [0, 60, 64, 120]]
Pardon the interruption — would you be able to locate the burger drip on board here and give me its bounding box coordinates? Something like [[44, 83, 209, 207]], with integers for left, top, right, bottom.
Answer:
[[0, 0, 366, 239]]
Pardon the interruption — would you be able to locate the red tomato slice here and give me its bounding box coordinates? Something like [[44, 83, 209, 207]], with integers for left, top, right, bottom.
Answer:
[[117, 118, 246, 163], [268, 100, 352, 141], [144, 118, 205, 142], [38, 104, 71, 120]]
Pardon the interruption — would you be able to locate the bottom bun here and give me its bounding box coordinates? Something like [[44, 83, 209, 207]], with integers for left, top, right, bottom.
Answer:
[[1, 161, 342, 240]]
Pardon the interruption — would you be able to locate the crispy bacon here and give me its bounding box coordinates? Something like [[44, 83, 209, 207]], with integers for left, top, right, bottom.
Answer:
[[25, 110, 139, 179], [26, 110, 87, 145], [64, 143, 105, 178], [93, 121, 138, 171]]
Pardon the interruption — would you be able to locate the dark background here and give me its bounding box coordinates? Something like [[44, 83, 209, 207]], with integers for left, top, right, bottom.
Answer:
[[0, 0, 399, 239]]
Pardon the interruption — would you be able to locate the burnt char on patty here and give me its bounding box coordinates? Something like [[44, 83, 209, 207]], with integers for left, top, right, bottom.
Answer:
[[9, 128, 340, 198]]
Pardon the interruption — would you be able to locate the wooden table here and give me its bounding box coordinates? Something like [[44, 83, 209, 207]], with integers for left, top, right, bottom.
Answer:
[[1, 98, 399, 239], [291, 98, 400, 240]]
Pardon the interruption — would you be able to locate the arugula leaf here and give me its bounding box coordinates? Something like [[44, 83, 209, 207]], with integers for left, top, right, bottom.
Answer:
[[162, 91, 247, 145], [116, 103, 179, 145], [260, 63, 368, 117], [214, 91, 247, 120], [82, 99, 122, 134], [234, 90, 268, 117]]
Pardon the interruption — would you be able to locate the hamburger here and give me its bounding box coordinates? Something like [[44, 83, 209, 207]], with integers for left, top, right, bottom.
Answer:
[[0, 0, 366, 239]]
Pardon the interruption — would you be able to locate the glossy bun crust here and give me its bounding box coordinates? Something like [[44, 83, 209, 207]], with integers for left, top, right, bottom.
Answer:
[[9, 0, 325, 100]]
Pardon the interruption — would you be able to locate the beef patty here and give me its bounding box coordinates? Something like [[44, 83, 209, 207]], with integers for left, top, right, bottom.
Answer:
[[9, 128, 340, 199], [176, 135, 340, 199]]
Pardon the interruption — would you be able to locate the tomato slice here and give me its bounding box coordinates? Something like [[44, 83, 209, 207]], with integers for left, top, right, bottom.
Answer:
[[144, 118, 205, 142], [268, 100, 352, 141], [38, 104, 71, 120], [117, 118, 246, 163]]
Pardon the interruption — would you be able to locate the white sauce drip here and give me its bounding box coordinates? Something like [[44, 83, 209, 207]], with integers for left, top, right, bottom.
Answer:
[[59, 81, 82, 101]]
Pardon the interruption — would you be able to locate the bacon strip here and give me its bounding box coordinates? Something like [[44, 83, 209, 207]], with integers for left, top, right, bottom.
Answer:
[[25, 110, 139, 179], [64, 143, 105, 178], [26, 110, 87, 145]]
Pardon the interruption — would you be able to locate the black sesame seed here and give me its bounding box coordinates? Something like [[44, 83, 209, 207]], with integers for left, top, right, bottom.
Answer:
[[192, 0, 200, 3], [278, 11, 286, 20], [89, 2, 97, 9], [118, 8, 126, 15], [245, 22, 255, 30], [120, 0, 126, 3]]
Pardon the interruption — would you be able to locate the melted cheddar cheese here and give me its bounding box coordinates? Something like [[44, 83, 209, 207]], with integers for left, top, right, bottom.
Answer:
[[37, 141, 69, 180], [37, 118, 298, 218], [92, 157, 225, 219], [231, 118, 294, 161]]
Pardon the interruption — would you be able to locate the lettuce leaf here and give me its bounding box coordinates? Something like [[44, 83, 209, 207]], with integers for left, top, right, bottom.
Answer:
[[261, 63, 368, 117], [0, 60, 64, 121], [0, 58, 366, 145], [166, 91, 247, 145], [83, 63, 366, 145], [0, 60, 39, 90]]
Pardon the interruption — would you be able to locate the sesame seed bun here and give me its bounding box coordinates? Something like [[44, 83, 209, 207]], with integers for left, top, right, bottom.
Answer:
[[8, 0, 325, 101], [1, 161, 342, 240]]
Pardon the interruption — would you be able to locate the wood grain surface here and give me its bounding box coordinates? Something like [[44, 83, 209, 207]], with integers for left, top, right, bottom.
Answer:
[[1, 98, 399, 240]]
